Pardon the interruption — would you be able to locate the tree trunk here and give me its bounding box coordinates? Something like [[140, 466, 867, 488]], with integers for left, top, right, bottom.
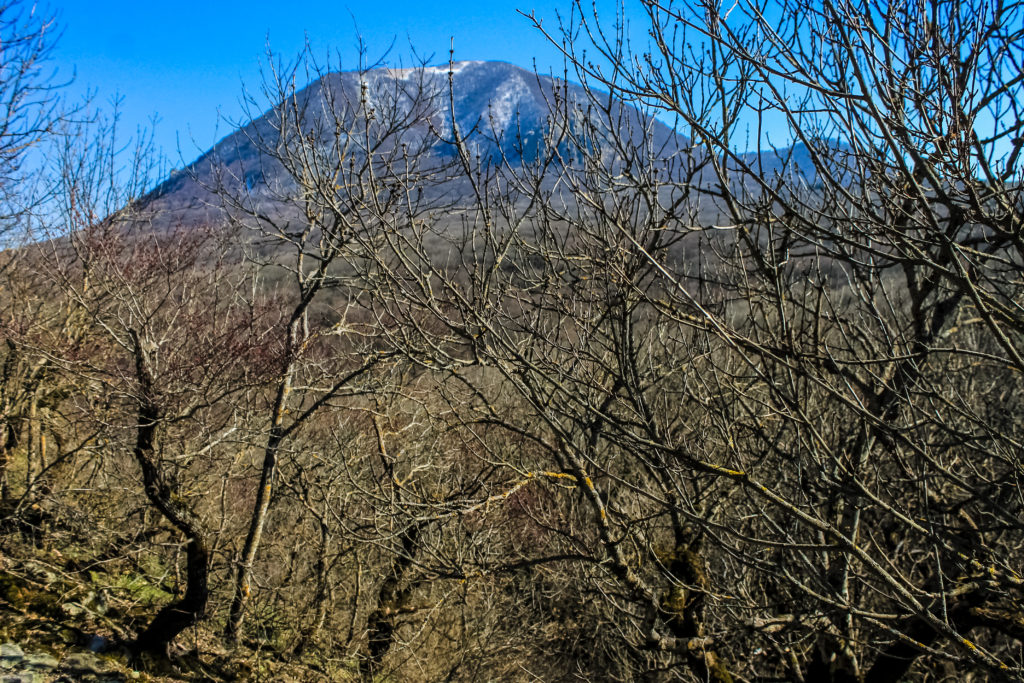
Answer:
[[359, 522, 423, 680], [293, 519, 332, 655], [662, 536, 733, 683], [0, 423, 12, 502], [224, 316, 386, 643], [0, 339, 20, 502], [134, 529, 209, 655], [224, 371, 292, 642], [129, 332, 210, 655]]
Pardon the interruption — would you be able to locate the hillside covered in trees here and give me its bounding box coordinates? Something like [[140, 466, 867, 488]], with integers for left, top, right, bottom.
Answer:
[[1, 0, 1023, 681]]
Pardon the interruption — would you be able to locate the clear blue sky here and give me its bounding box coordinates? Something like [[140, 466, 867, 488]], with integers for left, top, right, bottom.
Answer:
[[49, 0, 613, 166]]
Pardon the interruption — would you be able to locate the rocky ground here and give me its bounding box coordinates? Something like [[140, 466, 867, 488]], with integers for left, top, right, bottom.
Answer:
[[0, 526, 344, 682], [1, 642, 131, 682]]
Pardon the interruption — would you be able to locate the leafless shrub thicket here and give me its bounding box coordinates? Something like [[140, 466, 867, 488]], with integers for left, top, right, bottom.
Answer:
[[0, 0, 1021, 681], [358, 0, 1024, 679]]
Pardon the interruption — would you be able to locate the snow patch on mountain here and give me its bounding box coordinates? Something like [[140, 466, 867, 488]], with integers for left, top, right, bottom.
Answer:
[[388, 60, 483, 81], [486, 71, 528, 132]]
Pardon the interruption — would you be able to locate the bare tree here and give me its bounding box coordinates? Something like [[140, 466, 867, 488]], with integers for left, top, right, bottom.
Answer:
[[210, 46, 450, 641], [0, 0, 63, 241], [508, 0, 1024, 679], [352, 0, 1024, 678], [3, 2, 1019, 677], [0, 0, 66, 501], [43, 110, 278, 655]]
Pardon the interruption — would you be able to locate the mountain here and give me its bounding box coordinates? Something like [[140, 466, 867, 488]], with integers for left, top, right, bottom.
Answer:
[[739, 140, 855, 188], [142, 61, 846, 232], [144, 60, 686, 228]]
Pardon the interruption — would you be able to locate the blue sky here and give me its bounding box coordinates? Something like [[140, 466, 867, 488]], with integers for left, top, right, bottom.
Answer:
[[50, 0, 604, 166]]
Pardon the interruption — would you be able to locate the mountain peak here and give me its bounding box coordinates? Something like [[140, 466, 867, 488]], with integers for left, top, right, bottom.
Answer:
[[384, 59, 488, 78], [145, 59, 682, 227]]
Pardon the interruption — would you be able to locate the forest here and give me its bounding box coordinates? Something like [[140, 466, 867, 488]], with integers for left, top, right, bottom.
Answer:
[[0, 0, 1022, 681]]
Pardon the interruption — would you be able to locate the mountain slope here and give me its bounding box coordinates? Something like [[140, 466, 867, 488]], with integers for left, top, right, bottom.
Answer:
[[143, 60, 687, 228]]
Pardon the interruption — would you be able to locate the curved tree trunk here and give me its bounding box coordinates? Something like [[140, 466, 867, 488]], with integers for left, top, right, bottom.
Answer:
[[292, 519, 333, 655], [133, 524, 209, 655], [129, 333, 210, 655]]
